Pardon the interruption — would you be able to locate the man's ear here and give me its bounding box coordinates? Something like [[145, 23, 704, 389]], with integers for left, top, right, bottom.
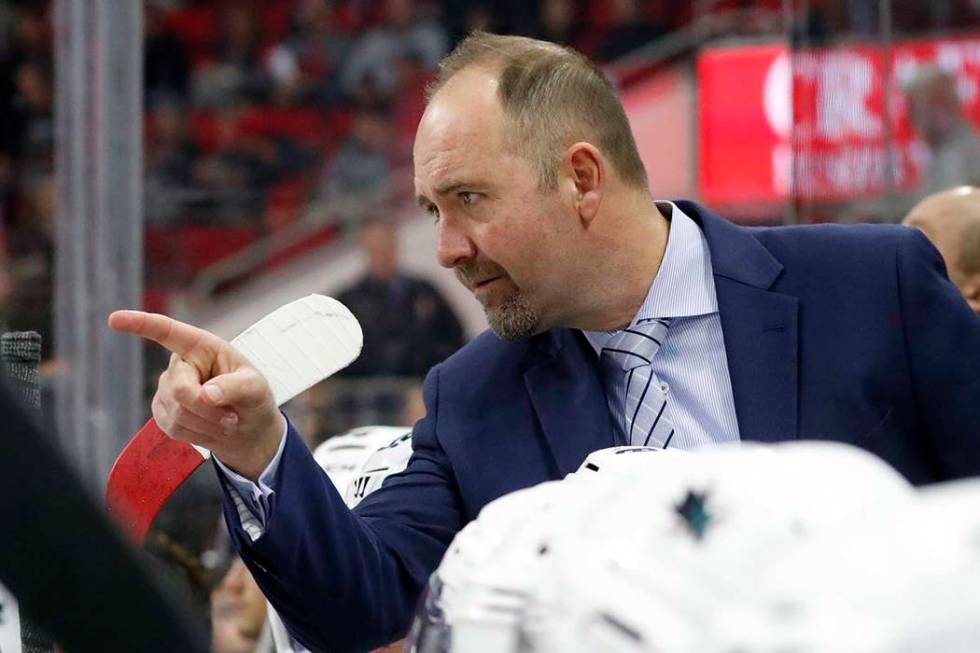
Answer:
[[563, 142, 603, 226]]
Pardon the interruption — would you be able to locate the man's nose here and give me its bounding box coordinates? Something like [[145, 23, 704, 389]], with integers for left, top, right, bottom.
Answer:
[[436, 221, 476, 269]]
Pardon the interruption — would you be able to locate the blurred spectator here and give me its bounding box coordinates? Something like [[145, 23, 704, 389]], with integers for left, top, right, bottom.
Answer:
[[283, 384, 330, 448], [0, 5, 49, 167], [311, 106, 393, 224], [194, 106, 297, 225], [337, 219, 465, 377], [461, 3, 495, 35], [211, 559, 274, 653], [535, 0, 582, 48], [339, 0, 447, 102], [403, 381, 427, 425], [793, 1, 837, 45], [144, 4, 191, 108], [390, 52, 430, 164], [923, 0, 955, 29], [145, 102, 200, 225], [6, 58, 53, 179], [846, 0, 879, 36], [594, 0, 667, 62], [0, 8, 55, 375], [265, 0, 352, 108], [1, 5, 49, 62], [0, 145, 14, 228], [442, 0, 538, 40], [145, 462, 226, 608], [905, 66, 980, 195], [192, 4, 270, 108], [193, 107, 263, 224], [0, 248, 13, 329], [6, 174, 53, 353], [904, 186, 980, 314]]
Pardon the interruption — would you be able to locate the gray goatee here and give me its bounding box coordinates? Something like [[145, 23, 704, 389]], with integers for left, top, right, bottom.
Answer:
[[485, 292, 539, 341]]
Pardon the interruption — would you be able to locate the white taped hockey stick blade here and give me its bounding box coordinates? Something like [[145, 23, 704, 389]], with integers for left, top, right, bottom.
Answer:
[[231, 294, 363, 406]]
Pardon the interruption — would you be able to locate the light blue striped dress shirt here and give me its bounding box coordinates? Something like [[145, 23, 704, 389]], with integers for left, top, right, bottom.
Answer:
[[583, 202, 741, 450]]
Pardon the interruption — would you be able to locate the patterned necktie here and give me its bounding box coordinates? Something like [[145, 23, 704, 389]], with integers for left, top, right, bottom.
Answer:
[[600, 318, 676, 448]]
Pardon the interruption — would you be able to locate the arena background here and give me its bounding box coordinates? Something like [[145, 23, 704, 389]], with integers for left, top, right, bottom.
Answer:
[[1, 0, 979, 649]]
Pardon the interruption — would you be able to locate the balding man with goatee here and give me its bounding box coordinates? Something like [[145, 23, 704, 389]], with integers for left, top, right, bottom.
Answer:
[[905, 186, 980, 314], [110, 33, 980, 652]]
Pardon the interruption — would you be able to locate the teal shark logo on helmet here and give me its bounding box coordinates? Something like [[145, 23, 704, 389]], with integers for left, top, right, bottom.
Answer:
[[675, 489, 712, 541]]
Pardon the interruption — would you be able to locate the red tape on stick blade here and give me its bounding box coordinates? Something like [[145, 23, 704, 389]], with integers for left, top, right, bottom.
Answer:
[[106, 419, 206, 544]]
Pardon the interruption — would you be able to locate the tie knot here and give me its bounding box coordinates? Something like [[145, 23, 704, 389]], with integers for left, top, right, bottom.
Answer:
[[601, 319, 670, 371]]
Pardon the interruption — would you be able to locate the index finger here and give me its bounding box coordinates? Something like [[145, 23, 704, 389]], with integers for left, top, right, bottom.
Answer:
[[108, 310, 216, 358]]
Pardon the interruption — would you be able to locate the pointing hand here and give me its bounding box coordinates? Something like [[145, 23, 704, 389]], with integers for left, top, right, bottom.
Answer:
[[108, 310, 286, 481]]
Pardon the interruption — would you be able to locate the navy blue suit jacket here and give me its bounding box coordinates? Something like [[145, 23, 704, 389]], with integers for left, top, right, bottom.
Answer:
[[221, 202, 980, 652]]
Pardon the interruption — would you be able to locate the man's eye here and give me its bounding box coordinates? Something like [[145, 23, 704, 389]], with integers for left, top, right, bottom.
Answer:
[[459, 191, 478, 206], [427, 204, 440, 221]]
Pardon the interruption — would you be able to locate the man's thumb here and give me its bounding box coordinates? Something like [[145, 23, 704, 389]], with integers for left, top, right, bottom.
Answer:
[[201, 367, 268, 408]]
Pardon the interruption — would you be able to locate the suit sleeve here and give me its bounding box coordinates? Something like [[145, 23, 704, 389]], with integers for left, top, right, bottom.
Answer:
[[896, 228, 980, 480], [219, 364, 462, 653]]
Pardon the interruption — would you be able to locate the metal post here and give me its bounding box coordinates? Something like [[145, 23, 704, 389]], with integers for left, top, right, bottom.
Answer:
[[878, 0, 897, 201], [786, 0, 805, 226], [52, 0, 144, 492]]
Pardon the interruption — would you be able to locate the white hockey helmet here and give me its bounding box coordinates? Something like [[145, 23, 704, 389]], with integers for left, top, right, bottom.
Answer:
[[521, 441, 914, 653], [343, 428, 413, 508], [405, 445, 707, 653], [570, 445, 682, 477], [312, 425, 411, 498], [743, 476, 980, 653], [404, 478, 616, 653]]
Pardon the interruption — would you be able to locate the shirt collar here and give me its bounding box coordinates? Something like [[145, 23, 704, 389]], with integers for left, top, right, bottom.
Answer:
[[581, 201, 718, 355]]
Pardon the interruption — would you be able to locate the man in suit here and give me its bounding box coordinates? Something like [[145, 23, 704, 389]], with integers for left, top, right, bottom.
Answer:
[[109, 32, 980, 652]]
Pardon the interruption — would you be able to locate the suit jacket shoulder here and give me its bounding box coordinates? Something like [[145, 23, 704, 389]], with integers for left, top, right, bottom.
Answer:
[[680, 199, 980, 483]]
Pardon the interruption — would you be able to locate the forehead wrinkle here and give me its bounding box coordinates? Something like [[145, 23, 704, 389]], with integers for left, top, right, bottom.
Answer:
[[437, 176, 484, 195], [414, 145, 458, 198], [417, 144, 474, 192]]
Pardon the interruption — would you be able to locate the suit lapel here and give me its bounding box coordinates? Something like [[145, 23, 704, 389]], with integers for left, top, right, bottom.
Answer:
[[714, 278, 799, 442], [524, 330, 617, 476], [676, 201, 800, 443]]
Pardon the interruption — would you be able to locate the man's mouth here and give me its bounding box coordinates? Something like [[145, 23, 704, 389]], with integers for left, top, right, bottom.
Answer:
[[455, 264, 509, 294], [473, 276, 502, 290]]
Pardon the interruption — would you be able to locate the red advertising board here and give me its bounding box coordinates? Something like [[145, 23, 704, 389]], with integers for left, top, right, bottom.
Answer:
[[698, 36, 980, 206]]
